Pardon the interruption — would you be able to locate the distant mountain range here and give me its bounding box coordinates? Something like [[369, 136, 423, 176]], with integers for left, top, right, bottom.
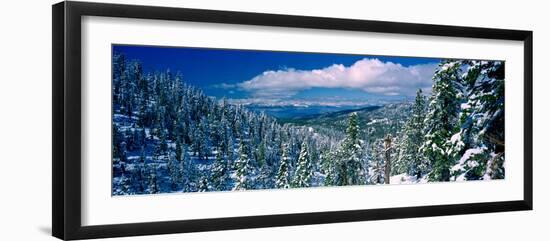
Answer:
[[244, 104, 374, 119], [245, 102, 413, 141], [286, 105, 383, 120]]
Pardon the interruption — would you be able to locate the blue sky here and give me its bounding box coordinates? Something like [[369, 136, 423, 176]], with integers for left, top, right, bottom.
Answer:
[[113, 45, 441, 106]]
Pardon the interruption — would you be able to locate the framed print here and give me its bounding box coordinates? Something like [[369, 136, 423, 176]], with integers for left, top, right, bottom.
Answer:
[[52, 1, 533, 240]]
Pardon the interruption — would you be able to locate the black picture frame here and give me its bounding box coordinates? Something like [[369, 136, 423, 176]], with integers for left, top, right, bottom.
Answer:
[[52, 1, 533, 240]]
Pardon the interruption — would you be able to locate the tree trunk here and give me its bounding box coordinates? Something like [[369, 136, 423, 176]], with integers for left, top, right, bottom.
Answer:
[[384, 134, 392, 184]]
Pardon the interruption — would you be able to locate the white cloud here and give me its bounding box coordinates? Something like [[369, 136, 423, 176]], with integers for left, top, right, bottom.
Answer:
[[237, 58, 437, 98]]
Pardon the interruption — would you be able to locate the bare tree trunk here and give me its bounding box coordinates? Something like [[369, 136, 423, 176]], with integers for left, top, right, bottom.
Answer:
[[384, 134, 392, 184]]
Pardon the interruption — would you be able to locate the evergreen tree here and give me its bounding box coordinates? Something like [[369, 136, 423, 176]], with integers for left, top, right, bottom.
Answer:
[[233, 140, 252, 190], [137, 153, 146, 193], [368, 140, 384, 184], [211, 149, 229, 191], [112, 124, 123, 162], [393, 131, 407, 176], [112, 53, 126, 100], [118, 173, 132, 195], [276, 144, 291, 188], [335, 112, 365, 185], [400, 89, 429, 178], [181, 144, 198, 192], [129, 166, 143, 194], [449, 61, 505, 180], [257, 165, 274, 189], [421, 60, 463, 181], [148, 164, 160, 194], [175, 139, 183, 162], [159, 130, 168, 155], [198, 176, 209, 192], [167, 153, 181, 191], [321, 150, 337, 186], [191, 123, 204, 159], [256, 140, 267, 167], [198, 117, 211, 160], [292, 141, 313, 188]]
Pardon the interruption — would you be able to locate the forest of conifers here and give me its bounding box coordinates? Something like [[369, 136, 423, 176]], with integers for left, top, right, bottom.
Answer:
[[111, 53, 504, 195]]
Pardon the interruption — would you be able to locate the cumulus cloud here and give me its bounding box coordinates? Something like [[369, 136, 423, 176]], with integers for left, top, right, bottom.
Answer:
[[237, 58, 437, 98]]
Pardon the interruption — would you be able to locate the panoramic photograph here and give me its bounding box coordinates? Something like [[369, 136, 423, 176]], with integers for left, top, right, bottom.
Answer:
[[111, 45, 505, 195]]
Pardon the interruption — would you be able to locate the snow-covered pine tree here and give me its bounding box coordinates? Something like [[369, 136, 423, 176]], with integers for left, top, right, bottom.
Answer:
[[421, 60, 463, 182], [335, 112, 365, 186], [276, 144, 291, 188], [321, 150, 337, 186], [393, 130, 407, 176], [292, 141, 313, 188], [182, 144, 198, 192], [159, 129, 168, 155], [211, 149, 229, 191], [220, 111, 234, 157], [128, 162, 143, 194], [256, 140, 267, 168], [112, 123, 123, 163], [175, 138, 183, 162], [148, 164, 160, 194], [233, 140, 252, 191], [449, 60, 505, 180], [112, 53, 126, 100], [198, 116, 211, 160], [118, 173, 132, 195], [226, 135, 235, 167], [125, 128, 136, 152], [367, 139, 384, 184], [198, 176, 209, 192], [136, 150, 147, 193], [400, 89, 429, 178], [167, 152, 181, 191], [257, 164, 274, 189]]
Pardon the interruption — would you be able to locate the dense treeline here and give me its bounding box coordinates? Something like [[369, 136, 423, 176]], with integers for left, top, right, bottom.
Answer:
[[111, 53, 337, 194], [112, 53, 504, 195], [395, 60, 505, 182]]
